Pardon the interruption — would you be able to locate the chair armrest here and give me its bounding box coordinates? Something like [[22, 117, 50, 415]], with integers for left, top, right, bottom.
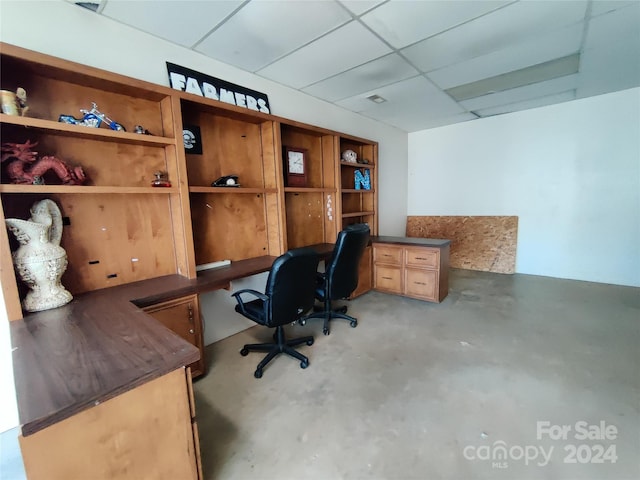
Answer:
[[231, 289, 269, 318], [231, 289, 268, 302]]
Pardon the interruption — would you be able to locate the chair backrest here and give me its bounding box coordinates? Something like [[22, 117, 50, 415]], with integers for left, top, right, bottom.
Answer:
[[264, 247, 320, 327], [325, 223, 370, 300]]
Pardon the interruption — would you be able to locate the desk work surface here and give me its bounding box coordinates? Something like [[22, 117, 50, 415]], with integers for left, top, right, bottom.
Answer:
[[11, 244, 335, 437], [371, 236, 451, 247]]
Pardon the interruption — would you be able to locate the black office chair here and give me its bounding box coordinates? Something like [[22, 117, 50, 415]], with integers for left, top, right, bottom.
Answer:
[[231, 247, 320, 378], [301, 223, 370, 335]]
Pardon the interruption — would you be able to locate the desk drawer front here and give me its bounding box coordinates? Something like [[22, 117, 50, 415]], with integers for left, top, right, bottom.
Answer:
[[373, 245, 403, 265], [405, 247, 439, 269], [374, 265, 402, 294], [405, 269, 437, 301]]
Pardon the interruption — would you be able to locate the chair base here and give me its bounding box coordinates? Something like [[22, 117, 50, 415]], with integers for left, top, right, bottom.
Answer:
[[240, 325, 314, 378], [301, 302, 358, 335]]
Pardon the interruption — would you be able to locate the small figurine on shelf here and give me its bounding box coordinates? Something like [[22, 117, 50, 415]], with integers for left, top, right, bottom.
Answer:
[[0, 87, 28, 116], [58, 102, 125, 131], [151, 171, 171, 187], [134, 125, 152, 135], [1, 140, 86, 185], [341, 149, 357, 163]]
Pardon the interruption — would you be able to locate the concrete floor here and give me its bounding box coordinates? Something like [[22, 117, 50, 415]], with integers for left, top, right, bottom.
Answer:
[[194, 269, 640, 480]]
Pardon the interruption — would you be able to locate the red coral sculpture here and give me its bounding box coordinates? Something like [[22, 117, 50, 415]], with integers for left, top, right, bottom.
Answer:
[[1, 140, 86, 185]]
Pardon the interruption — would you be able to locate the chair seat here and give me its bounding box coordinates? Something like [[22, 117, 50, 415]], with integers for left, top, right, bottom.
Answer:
[[235, 299, 266, 325]]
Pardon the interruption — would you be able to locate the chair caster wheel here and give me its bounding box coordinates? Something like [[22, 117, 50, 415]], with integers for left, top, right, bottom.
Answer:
[[338, 306, 348, 314], [240, 347, 249, 356], [350, 320, 357, 328], [323, 327, 330, 335], [298, 318, 306, 326], [254, 369, 263, 378], [300, 360, 309, 369], [306, 338, 314, 346]]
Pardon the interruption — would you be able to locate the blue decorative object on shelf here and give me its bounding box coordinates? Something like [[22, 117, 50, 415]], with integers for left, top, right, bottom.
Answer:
[[354, 169, 371, 190]]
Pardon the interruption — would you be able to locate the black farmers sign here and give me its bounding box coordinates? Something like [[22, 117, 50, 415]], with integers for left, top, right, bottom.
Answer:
[[167, 62, 270, 114]]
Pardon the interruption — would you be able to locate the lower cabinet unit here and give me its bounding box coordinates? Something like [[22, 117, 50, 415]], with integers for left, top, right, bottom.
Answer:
[[19, 369, 202, 480], [350, 245, 373, 298], [144, 295, 206, 378], [372, 237, 450, 303]]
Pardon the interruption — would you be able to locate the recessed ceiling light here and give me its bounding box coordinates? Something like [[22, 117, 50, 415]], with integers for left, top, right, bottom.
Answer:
[[367, 95, 387, 104], [445, 53, 580, 102], [69, 0, 102, 12]]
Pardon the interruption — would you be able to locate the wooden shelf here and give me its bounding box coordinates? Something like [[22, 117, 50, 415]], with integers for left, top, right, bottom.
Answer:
[[342, 211, 375, 218], [340, 161, 375, 169], [284, 187, 336, 193], [341, 189, 375, 193], [0, 184, 178, 194], [1, 114, 175, 146], [188, 186, 277, 194]]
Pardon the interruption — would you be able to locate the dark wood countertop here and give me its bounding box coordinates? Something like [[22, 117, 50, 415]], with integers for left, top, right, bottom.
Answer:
[[11, 245, 335, 437], [371, 235, 451, 247]]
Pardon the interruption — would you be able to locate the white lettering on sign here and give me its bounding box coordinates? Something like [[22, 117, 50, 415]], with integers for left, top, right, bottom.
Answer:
[[167, 65, 270, 114]]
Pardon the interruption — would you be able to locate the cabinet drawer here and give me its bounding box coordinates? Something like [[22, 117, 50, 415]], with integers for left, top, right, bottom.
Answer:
[[144, 295, 206, 378], [405, 268, 437, 301], [405, 247, 439, 269], [374, 265, 402, 294], [373, 245, 403, 265]]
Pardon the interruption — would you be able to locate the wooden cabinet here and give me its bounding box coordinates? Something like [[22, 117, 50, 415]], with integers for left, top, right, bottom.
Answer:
[[349, 245, 372, 298], [0, 43, 380, 320], [0, 43, 190, 316], [180, 98, 283, 266], [373, 238, 450, 302], [19, 368, 201, 480], [144, 295, 206, 378], [338, 138, 378, 233], [280, 123, 338, 249]]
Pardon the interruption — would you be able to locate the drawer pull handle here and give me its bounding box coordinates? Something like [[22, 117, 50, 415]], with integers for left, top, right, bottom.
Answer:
[[382, 276, 393, 280], [414, 281, 426, 285], [415, 257, 429, 260]]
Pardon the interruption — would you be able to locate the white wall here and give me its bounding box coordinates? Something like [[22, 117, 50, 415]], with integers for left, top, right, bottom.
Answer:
[[408, 88, 640, 287], [0, 0, 409, 430]]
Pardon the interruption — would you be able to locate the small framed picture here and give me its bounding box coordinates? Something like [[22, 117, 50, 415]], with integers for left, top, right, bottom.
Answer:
[[183, 125, 202, 154]]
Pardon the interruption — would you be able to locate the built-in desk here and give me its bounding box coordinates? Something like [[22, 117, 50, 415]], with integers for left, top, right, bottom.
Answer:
[[11, 244, 335, 479]]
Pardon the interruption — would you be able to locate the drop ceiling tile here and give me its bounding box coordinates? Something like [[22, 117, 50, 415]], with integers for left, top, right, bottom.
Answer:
[[257, 21, 391, 89], [367, 111, 476, 132], [402, 0, 587, 72], [578, 40, 640, 98], [196, 0, 351, 72], [302, 54, 419, 102], [337, 76, 463, 120], [360, 0, 511, 49], [460, 74, 579, 111], [584, 2, 640, 51], [100, 0, 242, 47], [590, 0, 638, 17], [474, 91, 576, 117], [427, 23, 584, 89], [338, 0, 386, 16]]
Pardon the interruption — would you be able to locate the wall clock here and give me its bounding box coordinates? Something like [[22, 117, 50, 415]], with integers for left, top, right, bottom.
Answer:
[[283, 146, 308, 187]]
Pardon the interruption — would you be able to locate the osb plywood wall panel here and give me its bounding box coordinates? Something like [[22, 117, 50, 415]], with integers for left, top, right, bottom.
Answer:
[[406, 216, 518, 274]]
